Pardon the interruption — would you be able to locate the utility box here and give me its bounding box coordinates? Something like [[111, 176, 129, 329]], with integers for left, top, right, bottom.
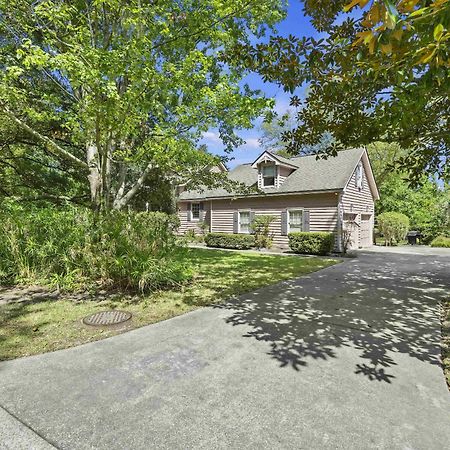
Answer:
[[406, 230, 422, 245]]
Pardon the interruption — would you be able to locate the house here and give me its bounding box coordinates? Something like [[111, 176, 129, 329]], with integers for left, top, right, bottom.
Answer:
[[177, 147, 379, 251]]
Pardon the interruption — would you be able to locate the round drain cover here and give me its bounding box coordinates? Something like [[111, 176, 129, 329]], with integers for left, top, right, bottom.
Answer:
[[83, 310, 132, 326]]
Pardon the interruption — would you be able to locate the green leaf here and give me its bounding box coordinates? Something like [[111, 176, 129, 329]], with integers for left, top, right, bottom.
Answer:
[[409, 7, 428, 18], [434, 23, 444, 41]]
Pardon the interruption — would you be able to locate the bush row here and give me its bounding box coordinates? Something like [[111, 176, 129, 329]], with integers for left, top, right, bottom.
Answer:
[[430, 235, 450, 248], [288, 232, 334, 255], [204, 233, 255, 249], [0, 205, 192, 292], [204, 231, 335, 255]]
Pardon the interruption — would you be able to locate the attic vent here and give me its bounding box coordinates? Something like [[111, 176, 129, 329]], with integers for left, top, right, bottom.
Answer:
[[355, 162, 363, 190]]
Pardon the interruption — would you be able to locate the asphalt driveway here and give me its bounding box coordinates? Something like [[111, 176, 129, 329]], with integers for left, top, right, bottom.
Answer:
[[1, 247, 450, 449]]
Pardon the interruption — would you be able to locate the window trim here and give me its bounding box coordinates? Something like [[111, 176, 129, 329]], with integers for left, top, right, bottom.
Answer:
[[190, 202, 201, 221], [238, 210, 251, 234], [287, 208, 304, 233], [261, 164, 277, 188]]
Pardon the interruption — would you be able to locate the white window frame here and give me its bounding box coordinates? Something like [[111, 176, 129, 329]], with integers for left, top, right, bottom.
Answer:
[[262, 164, 277, 188], [238, 210, 251, 234], [287, 209, 303, 233], [191, 202, 201, 221]]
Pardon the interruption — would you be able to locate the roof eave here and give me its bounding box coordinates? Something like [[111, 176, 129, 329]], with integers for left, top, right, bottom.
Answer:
[[250, 151, 298, 170], [178, 188, 343, 202]]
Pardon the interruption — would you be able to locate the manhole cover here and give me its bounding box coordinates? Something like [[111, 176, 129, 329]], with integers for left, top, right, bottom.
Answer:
[[83, 310, 132, 326]]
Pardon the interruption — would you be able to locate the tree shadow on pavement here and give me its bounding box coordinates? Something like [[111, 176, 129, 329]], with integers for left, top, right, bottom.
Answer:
[[216, 252, 449, 383]]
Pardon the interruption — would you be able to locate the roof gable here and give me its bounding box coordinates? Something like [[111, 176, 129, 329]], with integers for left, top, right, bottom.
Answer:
[[344, 149, 380, 200], [179, 147, 376, 201], [251, 151, 299, 169]]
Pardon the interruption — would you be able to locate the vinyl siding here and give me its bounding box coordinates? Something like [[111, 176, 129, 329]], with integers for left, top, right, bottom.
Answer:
[[278, 166, 294, 188], [341, 160, 376, 248], [201, 193, 339, 248], [178, 201, 210, 235]]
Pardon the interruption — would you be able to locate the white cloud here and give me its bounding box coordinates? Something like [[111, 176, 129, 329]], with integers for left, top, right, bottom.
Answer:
[[202, 131, 222, 145], [243, 138, 260, 149]]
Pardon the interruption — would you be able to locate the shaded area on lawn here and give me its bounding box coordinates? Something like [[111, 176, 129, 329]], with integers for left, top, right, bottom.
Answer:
[[217, 252, 449, 383], [0, 248, 338, 360]]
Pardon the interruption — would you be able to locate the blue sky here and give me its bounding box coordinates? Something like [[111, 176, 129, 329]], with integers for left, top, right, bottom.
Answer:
[[201, 2, 319, 168]]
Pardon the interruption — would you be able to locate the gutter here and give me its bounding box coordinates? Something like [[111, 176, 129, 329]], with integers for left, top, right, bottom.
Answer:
[[179, 188, 344, 202]]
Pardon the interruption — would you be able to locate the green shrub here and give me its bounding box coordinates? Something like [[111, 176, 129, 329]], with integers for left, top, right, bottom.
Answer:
[[377, 212, 410, 245], [430, 235, 450, 248], [0, 205, 191, 292], [184, 229, 197, 242], [250, 215, 275, 249], [204, 233, 255, 250], [288, 232, 334, 255]]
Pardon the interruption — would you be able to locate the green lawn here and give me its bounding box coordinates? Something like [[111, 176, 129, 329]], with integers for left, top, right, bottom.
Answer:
[[0, 248, 338, 361]]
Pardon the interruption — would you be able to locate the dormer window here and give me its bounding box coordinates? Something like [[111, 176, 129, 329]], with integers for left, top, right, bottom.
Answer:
[[251, 151, 298, 190], [262, 165, 276, 187]]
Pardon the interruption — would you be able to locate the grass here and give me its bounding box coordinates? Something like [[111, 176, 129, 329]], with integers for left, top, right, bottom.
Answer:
[[442, 298, 450, 388], [0, 248, 338, 360]]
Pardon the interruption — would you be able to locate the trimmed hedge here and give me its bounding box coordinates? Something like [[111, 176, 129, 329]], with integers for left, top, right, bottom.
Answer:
[[430, 235, 450, 248], [205, 233, 255, 250], [288, 232, 334, 255]]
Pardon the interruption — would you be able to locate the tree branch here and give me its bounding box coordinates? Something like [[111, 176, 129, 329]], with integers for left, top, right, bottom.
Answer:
[[1, 105, 89, 171], [113, 161, 154, 210]]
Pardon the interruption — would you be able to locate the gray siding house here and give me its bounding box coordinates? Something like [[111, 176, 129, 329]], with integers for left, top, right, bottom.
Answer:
[[177, 148, 379, 251]]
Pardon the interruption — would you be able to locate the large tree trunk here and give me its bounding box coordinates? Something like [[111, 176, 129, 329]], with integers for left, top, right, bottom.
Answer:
[[86, 142, 101, 211]]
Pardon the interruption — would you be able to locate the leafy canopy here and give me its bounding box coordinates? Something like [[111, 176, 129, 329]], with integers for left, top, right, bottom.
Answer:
[[368, 142, 449, 241], [227, 0, 449, 182], [0, 0, 287, 210], [378, 211, 410, 243]]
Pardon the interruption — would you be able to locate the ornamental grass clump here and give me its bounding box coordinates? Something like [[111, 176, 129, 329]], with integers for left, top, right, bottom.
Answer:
[[0, 205, 191, 292]]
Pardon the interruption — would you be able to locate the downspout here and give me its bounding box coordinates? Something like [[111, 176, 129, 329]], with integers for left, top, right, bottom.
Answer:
[[210, 200, 213, 233], [337, 192, 344, 253]]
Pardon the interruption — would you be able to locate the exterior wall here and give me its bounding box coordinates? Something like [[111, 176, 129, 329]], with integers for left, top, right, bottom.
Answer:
[[204, 193, 339, 248], [278, 166, 294, 188], [177, 201, 211, 235], [341, 160, 376, 248]]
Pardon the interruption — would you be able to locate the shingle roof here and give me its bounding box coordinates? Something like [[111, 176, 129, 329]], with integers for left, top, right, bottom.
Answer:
[[179, 147, 365, 201]]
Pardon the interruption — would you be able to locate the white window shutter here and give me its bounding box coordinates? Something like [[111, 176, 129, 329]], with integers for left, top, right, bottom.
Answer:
[[187, 203, 192, 222]]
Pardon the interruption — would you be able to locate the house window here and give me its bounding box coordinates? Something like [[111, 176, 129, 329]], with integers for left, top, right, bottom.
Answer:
[[355, 162, 363, 190], [191, 202, 200, 220], [288, 210, 303, 233], [262, 165, 276, 187], [239, 211, 251, 233]]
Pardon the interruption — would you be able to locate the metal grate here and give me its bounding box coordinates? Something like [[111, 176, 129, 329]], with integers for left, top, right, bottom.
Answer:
[[82, 310, 132, 326]]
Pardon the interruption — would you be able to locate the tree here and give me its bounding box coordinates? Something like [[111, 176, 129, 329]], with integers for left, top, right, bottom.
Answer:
[[378, 211, 410, 245], [259, 109, 334, 157], [0, 0, 286, 212], [0, 117, 88, 205], [367, 142, 450, 242], [259, 110, 297, 157], [227, 0, 449, 182]]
